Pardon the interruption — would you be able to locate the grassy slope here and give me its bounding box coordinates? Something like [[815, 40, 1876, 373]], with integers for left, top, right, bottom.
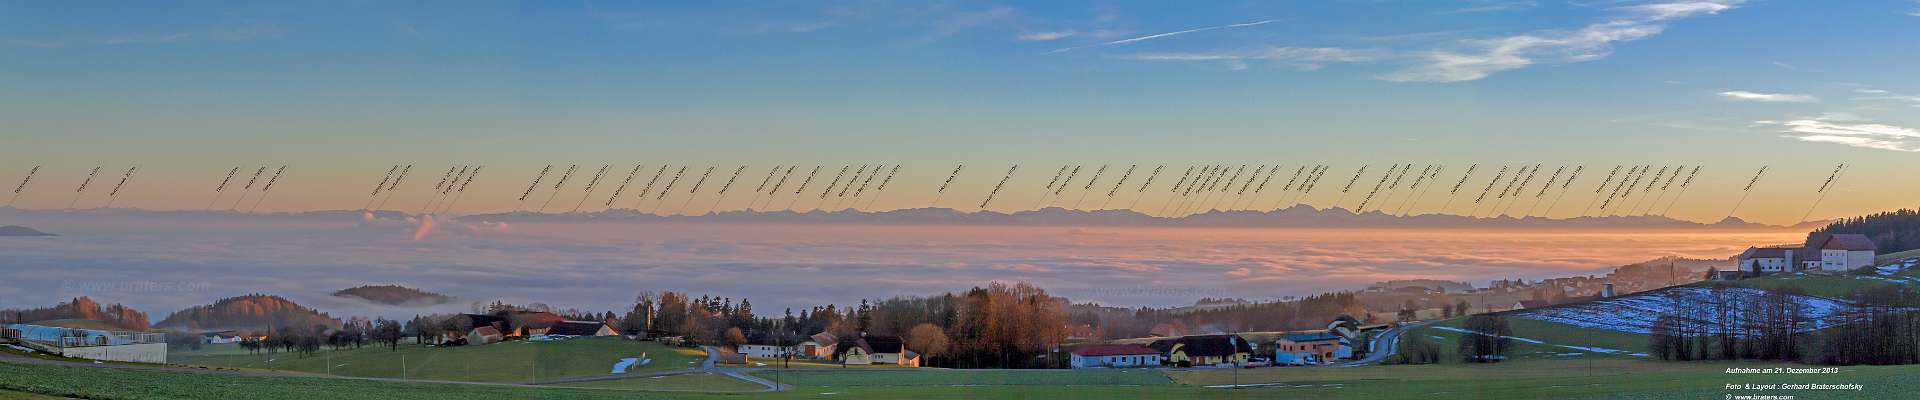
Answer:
[[10, 353, 1920, 399], [748, 368, 1174, 386], [170, 338, 703, 383], [551, 372, 764, 392], [1724, 273, 1896, 298], [0, 362, 708, 400], [0, 389, 62, 400], [1874, 248, 1920, 264], [1420, 316, 1651, 358]]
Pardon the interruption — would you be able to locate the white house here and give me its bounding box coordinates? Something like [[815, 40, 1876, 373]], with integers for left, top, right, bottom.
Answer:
[[467, 326, 504, 345], [1738, 234, 1877, 275], [1068, 344, 1162, 368], [1737, 247, 1797, 274], [737, 344, 794, 358], [1810, 234, 1877, 272], [798, 332, 836, 359], [834, 336, 919, 367], [1273, 333, 1350, 365], [201, 331, 243, 344]]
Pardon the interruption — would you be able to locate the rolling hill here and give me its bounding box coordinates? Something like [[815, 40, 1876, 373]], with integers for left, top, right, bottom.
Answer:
[[331, 285, 453, 306], [155, 294, 340, 331], [0, 225, 55, 236]]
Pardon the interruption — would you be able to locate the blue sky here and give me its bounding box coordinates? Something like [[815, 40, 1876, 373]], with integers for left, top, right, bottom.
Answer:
[[2, 1, 1918, 223]]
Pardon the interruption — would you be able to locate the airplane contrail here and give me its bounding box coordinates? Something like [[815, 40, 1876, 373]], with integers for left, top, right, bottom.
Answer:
[[1049, 19, 1276, 53]]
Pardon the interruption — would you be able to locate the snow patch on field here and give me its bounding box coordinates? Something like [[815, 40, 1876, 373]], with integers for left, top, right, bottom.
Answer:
[[1431, 326, 1636, 355], [1513, 287, 1853, 335]]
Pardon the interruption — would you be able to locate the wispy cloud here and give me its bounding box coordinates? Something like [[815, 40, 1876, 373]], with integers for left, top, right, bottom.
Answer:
[[102, 33, 192, 45], [1719, 90, 1817, 102], [1017, 31, 1077, 41], [4, 22, 278, 49], [1445, 1, 1539, 14], [1380, 0, 1742, 83], [1049, 19, 1276, 53], [1760, 113, 1920, 152], [1113, 47, 1379, 70], [1850, 87, 1920, 107], [2, 39, 64, 49]]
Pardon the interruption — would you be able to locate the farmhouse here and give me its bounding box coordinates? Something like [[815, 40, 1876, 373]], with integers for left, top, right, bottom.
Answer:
[[1273, 332, 1350, 365], [1148, 323, 1186, 337], [1808, 233, 1877, 271], [201, 331, 244, 344], [1737, 234, 1877, 275], [504, 311, 565, 337], [547, 320, 617, 337], [1069, 344, 1161, 368], [1063, 323, 1096, 341], [798, 332, 836, 359], [835, 335, 920, 367], [434, 313, 509, 344], [1149, 334, 1253, 367], [467, 326, 504, 345], [3, 323, 168, 363], [1737, 247, 1798, 274]]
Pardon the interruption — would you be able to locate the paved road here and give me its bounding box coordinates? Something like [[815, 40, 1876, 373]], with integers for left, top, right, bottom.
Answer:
[[696, 345, 789, 391], [1336, 320, 1436, 367]]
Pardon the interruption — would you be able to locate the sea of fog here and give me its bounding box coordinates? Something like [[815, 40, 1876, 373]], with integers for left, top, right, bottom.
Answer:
[[0, 211, 1803, 321]]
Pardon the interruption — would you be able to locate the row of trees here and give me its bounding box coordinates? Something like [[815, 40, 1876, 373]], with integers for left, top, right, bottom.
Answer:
[[232, 318, 404, 356], [1814, 285, 1920, 365], [1648, 285, 1808, 362], [1385, 313, 1508, 365], [1457, 314, 1512, 363], [1069, 292, 1368, 340], [1399, 299, 1472, 321], [0, 297, 149, 331], [600, 282, 1066, 368], [1645, 284, 1920, 366], [1811, 208, 1920, 254]]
